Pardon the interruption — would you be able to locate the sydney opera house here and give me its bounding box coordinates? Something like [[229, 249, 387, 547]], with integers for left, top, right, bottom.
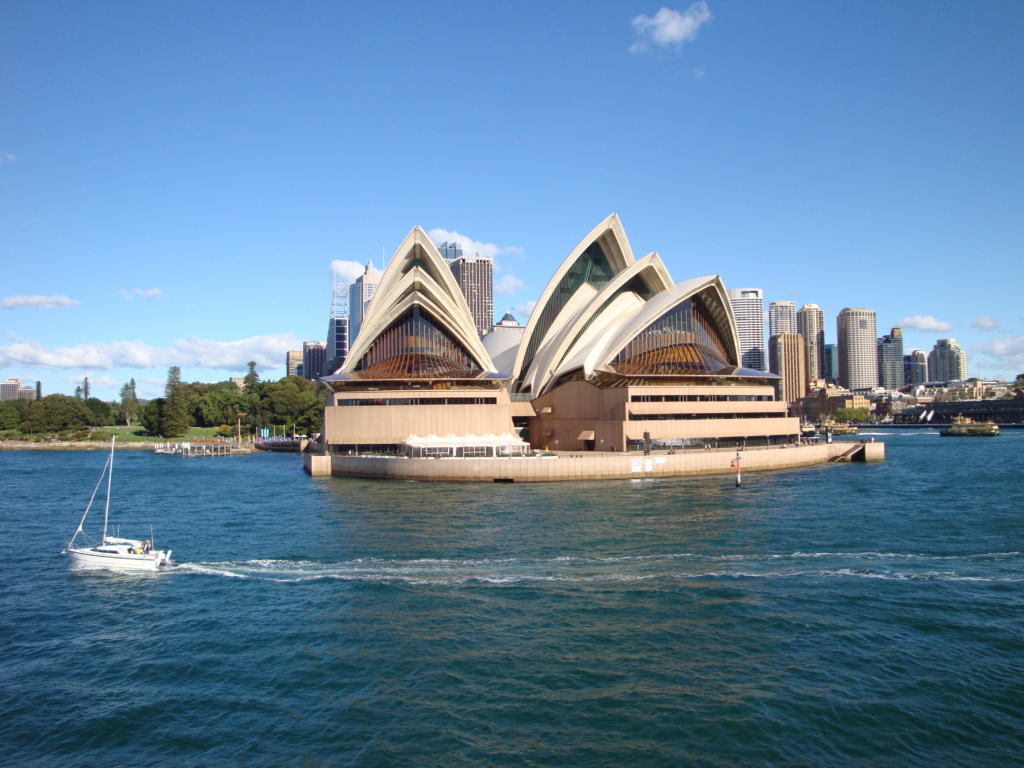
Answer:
[[317, 215, 803, 461]]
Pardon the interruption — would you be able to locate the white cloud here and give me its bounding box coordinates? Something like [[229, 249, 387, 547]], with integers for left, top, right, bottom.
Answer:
[[495, 275, 525, 296], [971, 315, 999, 331], [329, 259, 367, 282], [692, 67, 706, 79], [2, 294, 79, 310], [0, 151, 15, 165], [119, 288, 162, 301], [899, 315, 952, 332], [426, 228, 522, 265], [513, 300, 538, 319], [0, 333, 301, 371], [630, 3, 712, 54], [978, 336, 1024, 373]]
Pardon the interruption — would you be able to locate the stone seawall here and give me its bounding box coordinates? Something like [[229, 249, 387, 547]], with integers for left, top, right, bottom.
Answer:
[[305, 442, 884, 482], [0, 441, 154, 451]]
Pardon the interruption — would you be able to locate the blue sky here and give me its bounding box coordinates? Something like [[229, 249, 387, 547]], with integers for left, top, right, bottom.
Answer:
[[2, 1, 1022, 399]]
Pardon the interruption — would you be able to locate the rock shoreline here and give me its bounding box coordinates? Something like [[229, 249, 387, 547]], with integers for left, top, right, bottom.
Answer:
[[0, 441, 155, 451]]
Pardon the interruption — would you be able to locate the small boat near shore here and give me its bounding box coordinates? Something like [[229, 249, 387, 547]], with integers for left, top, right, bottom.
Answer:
[[64, 437, 172, 571], [940, 416, 1000, 437], [818, 420, 859, 436]]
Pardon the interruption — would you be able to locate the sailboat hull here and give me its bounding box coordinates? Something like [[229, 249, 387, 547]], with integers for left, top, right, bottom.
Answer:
[[66, 547, 171, 572]]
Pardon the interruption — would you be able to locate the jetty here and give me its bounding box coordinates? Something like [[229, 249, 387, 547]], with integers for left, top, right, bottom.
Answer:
[[153, 440, 253, 457]]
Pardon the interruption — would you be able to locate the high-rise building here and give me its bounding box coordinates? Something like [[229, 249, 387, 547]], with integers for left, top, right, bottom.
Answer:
[[797, 304, 825, 381], [928, 338, 968, 383], [823, 344, 839, 382], [449, 254, 494, 336], [876, 327, 904, 390], [436, 240, 463, 261], [1, 378, 21, 401], [348, 262, 382, 346], [728, 288, 766, 371], [769, 333, 808, 405], [325, 273, 349, 374], [903, 349, 928, 386], [769, 301, 797, 337], [837, 307, 878, 390], [302, 341, 326, 382], [286, 350, 302, 377]]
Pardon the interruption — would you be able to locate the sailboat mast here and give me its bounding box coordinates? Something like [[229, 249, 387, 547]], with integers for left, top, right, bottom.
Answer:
[[102, 436, 115, 543]]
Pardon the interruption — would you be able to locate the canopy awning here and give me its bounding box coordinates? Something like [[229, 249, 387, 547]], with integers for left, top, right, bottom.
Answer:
[[577, 430, 596, 440]]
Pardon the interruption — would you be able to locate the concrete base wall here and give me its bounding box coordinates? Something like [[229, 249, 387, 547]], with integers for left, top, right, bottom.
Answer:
[[304, 441, 884, 482]]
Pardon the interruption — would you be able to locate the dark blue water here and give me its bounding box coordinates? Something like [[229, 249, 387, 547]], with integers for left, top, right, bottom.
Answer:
[[2, 431, 1022, 766]]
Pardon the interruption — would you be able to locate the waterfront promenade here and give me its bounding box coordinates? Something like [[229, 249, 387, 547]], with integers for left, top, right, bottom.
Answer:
[[305, 441, 883, 482]]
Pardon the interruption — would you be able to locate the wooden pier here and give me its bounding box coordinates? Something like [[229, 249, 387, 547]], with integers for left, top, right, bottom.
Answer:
[[153, 440, 252, 457]]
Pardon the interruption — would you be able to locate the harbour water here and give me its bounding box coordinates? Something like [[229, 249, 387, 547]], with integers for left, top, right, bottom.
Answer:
[[2, 431, 1022, 766]]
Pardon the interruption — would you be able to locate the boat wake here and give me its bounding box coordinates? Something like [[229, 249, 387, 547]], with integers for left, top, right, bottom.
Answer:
[[169, 551, 1023, 586]]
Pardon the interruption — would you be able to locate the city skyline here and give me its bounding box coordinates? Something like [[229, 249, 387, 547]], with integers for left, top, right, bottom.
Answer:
[[3, 2, 1022, 399]]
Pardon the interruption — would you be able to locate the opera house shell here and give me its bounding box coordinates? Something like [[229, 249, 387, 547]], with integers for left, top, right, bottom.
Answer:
[[319, 215, 799, 455]]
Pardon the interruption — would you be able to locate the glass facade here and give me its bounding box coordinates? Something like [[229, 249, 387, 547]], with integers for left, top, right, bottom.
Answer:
[[520, 241, 616, 383], [610, 294, 731, 376], [355, 306, 483, 379]]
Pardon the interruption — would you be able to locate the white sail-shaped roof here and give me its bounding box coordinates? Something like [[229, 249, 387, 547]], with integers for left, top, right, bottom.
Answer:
[[521, 253, 674, 395], [341, 227, 496, 377], [512, 214, 635, 390], [585, 275, 741, 378]]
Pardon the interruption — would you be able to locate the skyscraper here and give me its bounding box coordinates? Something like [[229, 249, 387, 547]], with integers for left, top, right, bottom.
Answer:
[[448, 253, 493, 337], [1, 378, 21, 401], [903, 349, 928, 386], [285, 350, 302, 377], [876, 327, 904, 390], [837, 308, 878, 390], [302, 341, 326, 382], [348, 262, 382, 346], [928, 338, 968, 383], [823, 344, 839, 382], [768, 301, 797, 337], [326, 273, 349, 374], [769, 333, 808, 405], [728, 288, 766, 371], [797, 303, 825, 381]]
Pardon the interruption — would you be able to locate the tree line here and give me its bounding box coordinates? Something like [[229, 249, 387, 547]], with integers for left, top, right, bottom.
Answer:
[[0, 363, 323, 438]]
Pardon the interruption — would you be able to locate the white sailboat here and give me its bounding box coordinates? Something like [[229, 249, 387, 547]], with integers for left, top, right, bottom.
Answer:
[[64, 436, 172, 571]]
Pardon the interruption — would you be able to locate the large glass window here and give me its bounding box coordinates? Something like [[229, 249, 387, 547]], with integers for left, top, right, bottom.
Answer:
[[611, 293, 731, 376], [355, 306, 483, 378]]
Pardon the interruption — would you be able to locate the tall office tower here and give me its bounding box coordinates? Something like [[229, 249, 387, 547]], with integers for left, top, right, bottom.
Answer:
[[928, 338, 968, 383], [348, 262, 383, 346], [285, 350, 302, 378], [18, 384, 35, 400], [325, 273, 349, 374], [728, 288, 766, 371], [769, 301, 797, 337], [797, 304, 826, 380], [903, 349, 928, 386], [449, 254, 494, 336], [1, 378, 20, 401], [837, 307, 878, 390], [876, 327, 904, 390], [769, 333, 808, 405], [823, 344, 839, 382], [436, 240, 463, 261], [302, 341, 326, 382]]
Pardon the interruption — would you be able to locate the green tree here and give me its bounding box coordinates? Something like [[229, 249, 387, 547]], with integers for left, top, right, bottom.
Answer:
[[140, 399, 163, 435], [833, 407, 870, 423], [119, 379, 139, 426], [165, 366, 182, 398], [83, 397, 114, 426], [82, 376, 91, 400], [21, 395, 95, 433], [160, 395, 190, 437], [243, 361, 261, 396], [0, 400, 28, 431]]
